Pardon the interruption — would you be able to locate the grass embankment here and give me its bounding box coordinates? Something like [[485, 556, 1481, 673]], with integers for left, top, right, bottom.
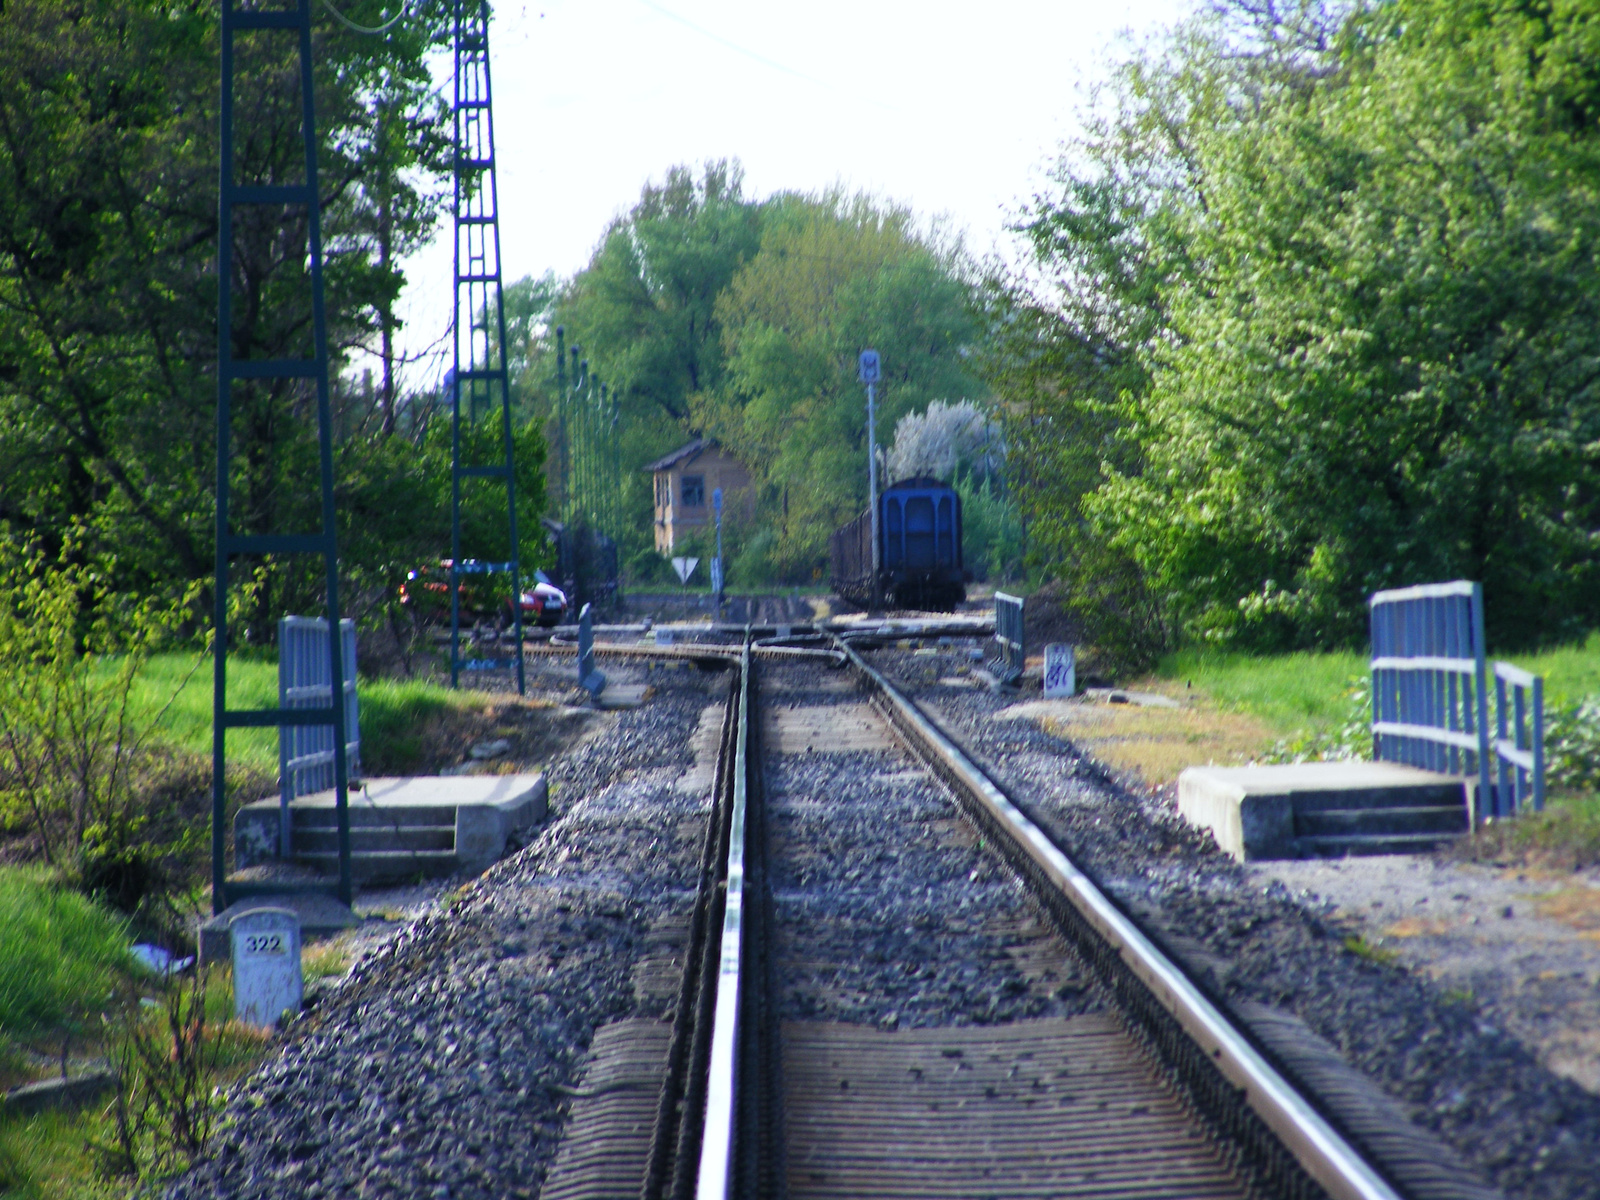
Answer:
[[0, 858, 386, 1199], [0, 871, 131, 1199], [0, 655, 501, 1197], [0, 870, 132, 1086], [128, 652, 493, 776], [1148, 637, 1600, 867], [1161, 631, 1600, 729], [1020, 648, 1369, 785], [1049, 634, 1600, 790]]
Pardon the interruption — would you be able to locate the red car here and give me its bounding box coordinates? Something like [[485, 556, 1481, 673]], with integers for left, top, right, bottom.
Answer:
[[400, 562, 568, 628]]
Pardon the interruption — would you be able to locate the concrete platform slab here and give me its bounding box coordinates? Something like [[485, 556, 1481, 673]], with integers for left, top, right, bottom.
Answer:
[[1178, 761, 1468, 861], [235, 773, 547, 883]]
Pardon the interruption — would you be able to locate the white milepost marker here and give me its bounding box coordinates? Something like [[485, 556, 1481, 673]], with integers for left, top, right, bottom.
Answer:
[[231, 908, 303, 1027], [1043, 643, 1077, 698]]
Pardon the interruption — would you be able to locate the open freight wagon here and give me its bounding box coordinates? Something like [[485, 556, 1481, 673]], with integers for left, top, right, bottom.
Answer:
[[830, 476, 967, 611]]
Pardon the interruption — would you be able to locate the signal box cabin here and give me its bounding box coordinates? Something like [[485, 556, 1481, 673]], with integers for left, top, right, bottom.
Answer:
[[645, 438, 753, 553]]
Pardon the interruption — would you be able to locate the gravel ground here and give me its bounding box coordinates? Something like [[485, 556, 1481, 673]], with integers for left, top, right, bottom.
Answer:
[[876, 645, 1600, 1200], [168, 666, 728, 1200], [1245, 856, 1600, 1095], [762, 662, 1101, 1028]]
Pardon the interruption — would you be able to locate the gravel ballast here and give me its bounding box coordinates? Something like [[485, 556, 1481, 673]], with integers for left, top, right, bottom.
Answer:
[[877, 645, 1600, 1200], [168, 668, 728, 1200], [762, 662, 1102, 1030]]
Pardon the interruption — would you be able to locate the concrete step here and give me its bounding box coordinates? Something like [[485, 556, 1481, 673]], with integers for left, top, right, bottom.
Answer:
[[1297, 832, 1463, 857], [1296, 805, 1468, 838], [293, 849, 463, 884], [1178, 761, 1474, 861], [292, 826, 455, 853], [291, 806, 459, 830], [1290, 784, 1464, 813], [235, 774, 547, 881]]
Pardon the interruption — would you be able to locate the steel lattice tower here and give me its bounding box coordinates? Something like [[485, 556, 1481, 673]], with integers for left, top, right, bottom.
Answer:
[[450, 0, 525, 693], [214, 0, 354, 910]]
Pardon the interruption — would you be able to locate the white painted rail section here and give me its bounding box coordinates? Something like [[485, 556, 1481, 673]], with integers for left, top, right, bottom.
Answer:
[[842, 641, 1404, 1200], [695, 645, 750, 1200]]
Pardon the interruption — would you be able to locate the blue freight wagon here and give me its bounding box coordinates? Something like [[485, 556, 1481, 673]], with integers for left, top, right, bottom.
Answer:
[[829, 477, 967, 611]]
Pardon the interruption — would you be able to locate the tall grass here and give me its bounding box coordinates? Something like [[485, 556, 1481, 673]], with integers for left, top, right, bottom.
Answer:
[[1498, 630, 1600, 707], [1156, 649, 1367, 732], [0, 869, 130, 1038], [125, 653, 277, 774], [1160, 633, 1600, 733], [126, 653, 486, 776]]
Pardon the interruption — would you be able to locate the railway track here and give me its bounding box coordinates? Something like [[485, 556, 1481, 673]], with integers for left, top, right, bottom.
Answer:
[[563, 637, 1407, 1200]]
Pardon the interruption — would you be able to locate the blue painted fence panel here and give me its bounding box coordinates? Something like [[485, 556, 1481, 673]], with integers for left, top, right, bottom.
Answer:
[[994, 592, 1025, 686], [1368, 581, 1490, 817], [1493, 662, 1545, 816], [279, 616, 361, 855]]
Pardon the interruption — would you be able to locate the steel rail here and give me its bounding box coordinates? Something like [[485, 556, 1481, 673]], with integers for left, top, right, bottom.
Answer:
[[693, 643, 751, 1200], [839, 640, 1403, 1200]]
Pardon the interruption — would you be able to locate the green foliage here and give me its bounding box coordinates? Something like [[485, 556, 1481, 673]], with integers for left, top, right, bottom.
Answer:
[[1456, 792, 1600, 870], [523, 163, 763, 571], [0, 533, 207, 908], [355, 679, 489, 775], [1262, 677, 1374, 765], [1546, 699, 1600, 793], [1343, 935, 1400, 967], [1159, 648, 1370, 731], [130, 650, 492, 778], [700, 193, 986, 577], [520, 165, 990, 585], [0, 869, 129, 1038], [95, 967, 232, 1185], [955, 474, 1024, 583], [992, 0, 1600, 654], [730, 529, 780, 588], [0, 0, 454, 613]]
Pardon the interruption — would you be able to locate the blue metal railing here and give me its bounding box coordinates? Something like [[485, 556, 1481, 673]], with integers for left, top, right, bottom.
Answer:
[[1492, 661, 1545, 816], [1369, 581, 1492, 812], [278, 617, 362, 857], [994, 592, 1025, 687]]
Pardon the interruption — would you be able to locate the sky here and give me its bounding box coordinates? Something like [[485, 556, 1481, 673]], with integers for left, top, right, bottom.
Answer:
[[387, 0, 1196, 391]]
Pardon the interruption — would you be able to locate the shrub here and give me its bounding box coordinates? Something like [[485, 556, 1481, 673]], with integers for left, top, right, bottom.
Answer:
[[0, 532, 203, 910], [95, 967, 232, 1184], [1545, 698, 1600, 793], [730, 528, 779, 588], [1261, 676, 1373, 764]]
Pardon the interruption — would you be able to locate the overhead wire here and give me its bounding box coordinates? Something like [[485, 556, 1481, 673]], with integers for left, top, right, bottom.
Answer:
[[321, 0, 412, 36]]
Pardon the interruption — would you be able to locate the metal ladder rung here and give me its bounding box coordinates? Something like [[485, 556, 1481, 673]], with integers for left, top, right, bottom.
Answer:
[[223, 533, 330, 555], [223, 707, 339, 729]]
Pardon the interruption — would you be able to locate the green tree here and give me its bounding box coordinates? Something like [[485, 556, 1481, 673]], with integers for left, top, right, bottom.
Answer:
[[699, 193, 986, 576], [1097, 0, 1600, 650], [522, 161, 762, 576], [993, 0, 1600, 659], [0, 0, 457, 631]]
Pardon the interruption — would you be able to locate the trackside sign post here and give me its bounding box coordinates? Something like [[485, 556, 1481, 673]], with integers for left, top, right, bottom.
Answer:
[[860, 349, 881, 609]]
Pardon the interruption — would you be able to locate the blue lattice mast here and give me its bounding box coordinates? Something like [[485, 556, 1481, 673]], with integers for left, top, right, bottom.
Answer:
[[214, 0, 354, 911], [450, 0, 525, 693]]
